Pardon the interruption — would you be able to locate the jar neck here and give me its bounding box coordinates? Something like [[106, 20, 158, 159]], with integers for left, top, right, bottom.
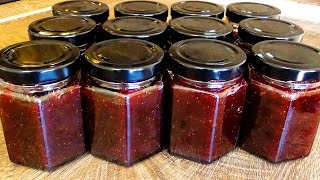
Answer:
[[251, 69, 320, 91], [177, 75, 240, 89], [0, 77, 74, 94], [87, 75, 156, 91], [235, 38, 252, 54], [226, 18, 239, 31]]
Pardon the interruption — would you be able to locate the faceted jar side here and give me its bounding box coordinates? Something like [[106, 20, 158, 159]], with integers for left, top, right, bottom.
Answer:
[[169, 77, 247, 163], [240, 75, 320, 162], [0, 84, 85, 170], [83, 81, 163, 166]]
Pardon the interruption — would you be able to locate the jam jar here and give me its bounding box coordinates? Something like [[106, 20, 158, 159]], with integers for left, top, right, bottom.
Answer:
[[169, 16, 233, 45], [226, 2, 281, 32], [236, 18, 304, 54], [114, 1, 168, 22], [52, 0, 109, 25], [171, 1, 224, 20], [100, 16, 167, 49], [240, 40, 320, 163], [28, 16, 96, 52], [168, 39, 247, 163], [82, 38, 164, 166], [0, 40, 84, 171]]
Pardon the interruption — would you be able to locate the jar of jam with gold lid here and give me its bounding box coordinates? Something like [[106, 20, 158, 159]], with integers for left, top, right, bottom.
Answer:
[[171, 1, 224, 19], [236, 18, 304, 54], [83, 38, 164, 166], [240, 40, 320, 163], [114, 1, 168, 22], [52, 0, 109, 25], [168, 39, 247, 163], [226, 2, 281, 33], [100, 16, 167, 49], [28, 16, 96, 52], [0, 40, 84, 171], [169, 16, 233, 45]]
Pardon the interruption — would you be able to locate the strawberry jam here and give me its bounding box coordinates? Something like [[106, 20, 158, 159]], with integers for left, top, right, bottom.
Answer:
[[168, 39, 247, 163], [83, 39, 164, 166], [0, 40, 84, 170], [240, 40, 320, 162]]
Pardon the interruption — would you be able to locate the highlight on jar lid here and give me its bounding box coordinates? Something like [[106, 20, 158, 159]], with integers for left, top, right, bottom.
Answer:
[[169, 16, 233, 43], [114, 1, 168, 22], [171, 1, 224, 19], [84, 38, 164, 83], [102, 16, 167, 42], [28, 16, 96, 48], [252, 40, 320, 82], [226, 2, 281, 23], [238, 18, 304, 44], [0, 40, 80, 85], [52, 0, 109, 24], [169, 38, 247, 81]]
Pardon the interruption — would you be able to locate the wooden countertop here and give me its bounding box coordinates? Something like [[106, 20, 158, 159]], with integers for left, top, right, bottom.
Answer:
[[0, 0, 320, 179]]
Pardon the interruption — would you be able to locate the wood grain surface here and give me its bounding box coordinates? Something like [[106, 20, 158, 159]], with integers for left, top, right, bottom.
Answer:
[[1, 0, 320, 179]]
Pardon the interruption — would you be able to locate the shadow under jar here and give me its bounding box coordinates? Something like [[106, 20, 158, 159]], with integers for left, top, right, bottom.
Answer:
[[28, 16, 96, 53], [235, 18, 304, 55], [82, 38, 164, 166], [226, 2, 281, 33], [52, 0, 109, 25], [240, 40, 320, 163], [168, 39, 247, 163], [0, 40, 85, 171], [171, 1, 224, 20], [114, 1, 168, 22], [169, 16, 233, 45], [100, 16, 167, 49]]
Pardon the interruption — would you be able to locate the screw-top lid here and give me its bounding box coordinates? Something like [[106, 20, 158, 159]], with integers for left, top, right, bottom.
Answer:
[[114, 1, 168, 21], [0, 40, 80, 85], [52, 0, 109, 24], [169, 39, 247, 81], [169, 16, 232, 43], [226, 2, 281, 23], [171, 1, 224, 19], [84, 39, 164, 83], [102, 16, 167, 45], [102, 16, 167, 37], [238, 18, 304, 45], [28, 16, 96, 47], [252, 40, 320, 82]]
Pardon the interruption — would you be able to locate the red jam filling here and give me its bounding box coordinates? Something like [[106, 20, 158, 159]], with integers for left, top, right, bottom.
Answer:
[[83, 80, 163, 166], [0, 84, 85, 170], [240, 72, 320, 162], [169, 77, 247, 163]]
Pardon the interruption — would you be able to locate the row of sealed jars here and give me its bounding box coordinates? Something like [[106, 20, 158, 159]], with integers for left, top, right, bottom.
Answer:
[[2, 37, 320, 170], [42, 0, 285, 50], [50, 0, 282, 23], [28, 5, 299, 54], [27, 15, 304, 54]]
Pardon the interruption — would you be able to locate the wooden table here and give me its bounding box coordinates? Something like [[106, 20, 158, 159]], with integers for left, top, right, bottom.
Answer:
[[0, 0, 320, 179]]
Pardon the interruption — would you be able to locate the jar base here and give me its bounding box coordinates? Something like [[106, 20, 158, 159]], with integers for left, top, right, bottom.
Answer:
[[91, 148, 162, 167]]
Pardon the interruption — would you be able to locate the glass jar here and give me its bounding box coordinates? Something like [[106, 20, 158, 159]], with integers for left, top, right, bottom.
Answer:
[[168, 39, 247, 163], [171, 1, 224, 20], [100, 16, 167, 49], [28, 16, 96, 52], [114, 1, 168, 22], [83, 39, 164, 166], [235, 18, 304, 54], [0, 40, 84, 171], [240, 40, 320, 163], [169, 16, 233, 45], [226, 2, 281, 33], [52, 0, 109, 25]]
